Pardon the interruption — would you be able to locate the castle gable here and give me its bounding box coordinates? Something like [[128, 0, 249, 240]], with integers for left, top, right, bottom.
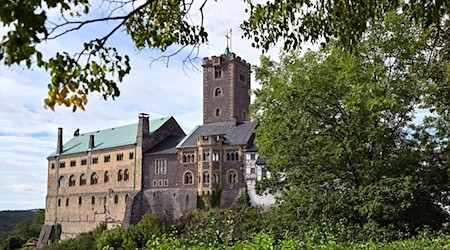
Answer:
[[48, 117, 171, 157], [177, 121, 256, 148], [145, 135, 185, 155]]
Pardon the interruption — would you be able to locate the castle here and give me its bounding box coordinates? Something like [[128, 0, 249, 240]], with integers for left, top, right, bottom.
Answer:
[[38, 52, 275, 246]]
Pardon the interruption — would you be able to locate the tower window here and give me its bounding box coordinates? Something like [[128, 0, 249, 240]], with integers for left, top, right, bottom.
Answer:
[[214, 68, 222, 79], [78, 196, 82, 205], [215, 108, 221, 117], [214, 87, 222, 97], [239, 73, 245, 82], [114, 195, 119, 204]]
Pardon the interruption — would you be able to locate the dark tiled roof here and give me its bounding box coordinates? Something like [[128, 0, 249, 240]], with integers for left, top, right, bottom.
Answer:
[[245, 144, 258, 152], [177, 121, 256, 148], [256, 157, 270, 165], [146, 135, 185, 155]]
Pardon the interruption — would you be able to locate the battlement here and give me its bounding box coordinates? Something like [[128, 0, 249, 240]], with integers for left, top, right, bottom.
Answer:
[[202, 53, 251, 69]]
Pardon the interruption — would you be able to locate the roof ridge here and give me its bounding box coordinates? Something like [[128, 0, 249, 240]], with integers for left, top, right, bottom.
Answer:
[[78, 116, 172, 136]]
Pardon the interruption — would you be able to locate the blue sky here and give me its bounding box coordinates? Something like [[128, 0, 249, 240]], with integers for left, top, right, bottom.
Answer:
[[0, 0, 284, 210]]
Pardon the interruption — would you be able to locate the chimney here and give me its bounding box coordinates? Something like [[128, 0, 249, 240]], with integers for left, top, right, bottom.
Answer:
[[137, 113, 149, 148], [89, 135, 95, 149], [56, 127, 63, 154], [138, 113, 149, 135]]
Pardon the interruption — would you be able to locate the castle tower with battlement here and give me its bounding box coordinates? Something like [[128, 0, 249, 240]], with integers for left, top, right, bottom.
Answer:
[[202, 53, 251, 125]]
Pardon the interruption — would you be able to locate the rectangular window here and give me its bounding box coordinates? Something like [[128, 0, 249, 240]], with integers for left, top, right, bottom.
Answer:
[[214, 69, 222, 79], [155, 160, 167, 174], [129, 152, 134, 160], [81, 159, 87, 166], [117, 153, 124, 161], [262, 168, 267, 178], [51, 163, 55, 169], [250, 167, 256, 174], [70, 160, 76, 167], [104, 155, 110, 163], [59, 161, 65, 168], [250, 154, 256, 160], [92, 157, 98, 164]]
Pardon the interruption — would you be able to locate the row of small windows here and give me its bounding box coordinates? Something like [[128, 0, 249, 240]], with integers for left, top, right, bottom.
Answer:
[[152, 179, 169, 187], [58, 169, 129, 187], [182, 154, 195, 163], [51, 152, 134, 169], [57, 194, 128, 207], [183, 170, 238, 185]]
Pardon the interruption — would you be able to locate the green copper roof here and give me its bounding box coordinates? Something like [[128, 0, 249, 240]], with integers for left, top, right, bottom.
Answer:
[[48, 117, 171, 157]]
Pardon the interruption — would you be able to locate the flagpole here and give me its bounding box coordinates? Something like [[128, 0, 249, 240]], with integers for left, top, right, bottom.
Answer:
[[230, 28, 232, 53]]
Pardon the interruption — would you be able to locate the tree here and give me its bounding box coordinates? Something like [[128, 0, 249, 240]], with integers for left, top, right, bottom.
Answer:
[[0, 0, 208, 111], [252, 12, 450, 240]]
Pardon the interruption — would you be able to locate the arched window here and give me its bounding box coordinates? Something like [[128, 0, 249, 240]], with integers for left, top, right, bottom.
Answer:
[[228, 170, 237, 184], [80, 174, 86, 186], [114, 195, 119, 204], [78, 196, 82, 205], [125, 194, 129, 203], [203, 152, 210, 161], [66, 198, 69, 206], [215, 108, 221, 116], [212, 153, 220, 161], [235, 152, 239, 161], [57, 199, 61, 207], [124, 169, 129, 181], [104, 171, 109, 183], [183, 155, 186, 162], [203, 171, 210, 184], [118, 170, 123, 181], [91, 196, 95, 205], [69, 175, 76, 187], [213, 174, 220, 183], [90, 172, 98, 185], [226, 153, 230, 161], [58, 176, 65, 187], [184, 172, 193, 184], [214, 87, 222, 97]]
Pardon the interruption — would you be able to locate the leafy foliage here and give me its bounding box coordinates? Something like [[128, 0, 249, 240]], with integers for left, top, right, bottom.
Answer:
[[242, 0, 450, 52], [0, 0, 209, 111], [252, 12, 450, 241]]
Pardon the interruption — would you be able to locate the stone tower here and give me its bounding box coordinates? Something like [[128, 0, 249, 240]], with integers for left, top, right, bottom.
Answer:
[[202, 53, 251, 124]]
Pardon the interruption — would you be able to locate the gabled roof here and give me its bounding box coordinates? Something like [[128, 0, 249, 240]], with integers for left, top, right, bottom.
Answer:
[[177, 121, 256, 148], [145, 135, 186, 155], [48, 117, 171, 157]]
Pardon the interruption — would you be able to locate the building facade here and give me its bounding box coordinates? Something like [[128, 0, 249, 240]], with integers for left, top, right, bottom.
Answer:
[[38, 52, 274, 246]]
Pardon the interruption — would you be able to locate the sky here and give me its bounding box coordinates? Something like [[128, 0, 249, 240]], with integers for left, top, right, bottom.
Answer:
[[0, 0, 284, 210]]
